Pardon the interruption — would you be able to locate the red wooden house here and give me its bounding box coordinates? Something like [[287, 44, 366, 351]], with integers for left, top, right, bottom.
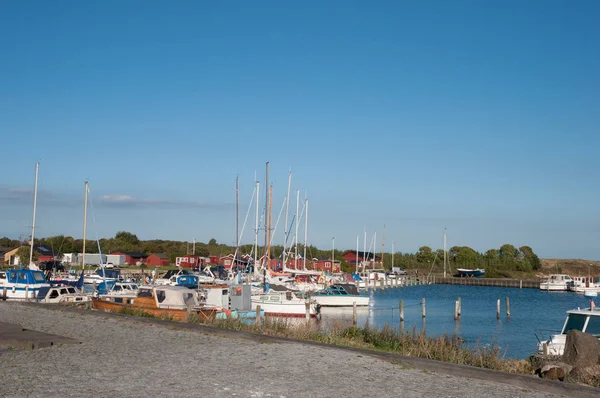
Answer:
[[110, 251, 147, 266], [341, 250, 381, 267], [146, 253, 170, 267]]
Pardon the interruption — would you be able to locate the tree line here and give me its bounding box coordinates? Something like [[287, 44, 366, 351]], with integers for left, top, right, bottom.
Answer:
[[1, 233, 541, 276]]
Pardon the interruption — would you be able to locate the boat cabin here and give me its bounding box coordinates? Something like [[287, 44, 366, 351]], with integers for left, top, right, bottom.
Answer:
[[99, 285, 199, 310], [36, 286, 91, 304], [537, 307, 600, 355]]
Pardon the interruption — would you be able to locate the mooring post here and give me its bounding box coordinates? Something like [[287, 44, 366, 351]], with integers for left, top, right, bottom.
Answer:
[[454, 300, 459, 320], [399, 299, 404, 322], [496, 299, 500, 320], [305, 301, 310, 320], [421, 297, 426, 318], [352, 302, 357, 326], [506, 297, 511, 317], [255, 305, 261, 325], [519, 280, 523, 289]]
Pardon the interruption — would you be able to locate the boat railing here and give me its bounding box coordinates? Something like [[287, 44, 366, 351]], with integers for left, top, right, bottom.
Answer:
[[533, 328, 561, 344]]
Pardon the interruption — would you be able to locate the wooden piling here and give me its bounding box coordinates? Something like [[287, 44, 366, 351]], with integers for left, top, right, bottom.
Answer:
[[454, 300, 459, 320], [352, 302, 357, 326], [543, 342, 548, 357], [421, 298, 426, 318], [505, 297, 511, 317], [255, 305, 261, 325], [399, 300, 404, 322], [457, 297, 462, 317], [305, 301, 310, 320], [496, 299, 500, 320], [519, 280, 523, 289]]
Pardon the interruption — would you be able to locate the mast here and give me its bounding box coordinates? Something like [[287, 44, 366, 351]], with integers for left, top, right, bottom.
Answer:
[[283, 171, 291, 259], [443, 228, 447, 278], [193, 238, 196, 256], [82, 181, 88, 271], [331, 236, 335, 272], [381, 224, 386, 268], [29, 162, 39, 266], [373, 232, 377, 269], [303, 197, 308, 271], [263, 162, 269, 268], [355, 236, 359, 274], [294, 189, 299, 269], [254, 179, 260, 272], [236, 176, 239, 249], [363, 228, 367, 272], [392, 240, 395, 269], [266, 184, 273, 267]]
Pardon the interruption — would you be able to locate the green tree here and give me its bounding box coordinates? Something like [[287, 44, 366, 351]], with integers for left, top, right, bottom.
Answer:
[[16, 246, 38, 264], [416, 246, 434, 264], [114, 231, 140, 245], [499, 244, 518, 260], [456, 246, 478, 266]]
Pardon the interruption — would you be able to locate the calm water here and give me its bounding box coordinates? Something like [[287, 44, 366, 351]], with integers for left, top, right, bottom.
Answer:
[[319, 285, 591, 359]]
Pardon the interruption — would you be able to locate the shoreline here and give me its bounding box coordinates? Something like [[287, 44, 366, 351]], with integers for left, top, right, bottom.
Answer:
[[1, 302, 598, 397]]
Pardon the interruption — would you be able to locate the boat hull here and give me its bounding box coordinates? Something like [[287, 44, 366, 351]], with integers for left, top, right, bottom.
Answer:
[[314, 295, 369, 307], [92, 297, 217, 322], [456, 269, 485, 278]]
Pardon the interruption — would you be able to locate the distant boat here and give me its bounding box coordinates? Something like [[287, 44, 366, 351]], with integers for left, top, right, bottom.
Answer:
[[539, 274, 573, 291], [456, 268, 486, 278], [313, 284, 369, 307]]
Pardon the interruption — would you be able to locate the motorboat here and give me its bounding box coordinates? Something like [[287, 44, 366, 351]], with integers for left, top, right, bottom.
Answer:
[[1, 268, 51, 300], [92, 285, 219, 322], [84, 268, 123, 285], [456, 268, 486, 278], [36, 285, 91, 304], [568, 276, 600, 294], [251, 290, 320, 318], [535, 301, 600, 356], [154, 269, 200, 288], [313, 284, 369, 307], [539, 274, 573, 291]]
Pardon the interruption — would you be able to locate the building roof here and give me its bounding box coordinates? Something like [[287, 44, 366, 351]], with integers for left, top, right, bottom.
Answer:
[[0, 247, 13, 255], [119, 251, 147, 258], [343, 250, 381, 260], [151, 253, 169, 259]]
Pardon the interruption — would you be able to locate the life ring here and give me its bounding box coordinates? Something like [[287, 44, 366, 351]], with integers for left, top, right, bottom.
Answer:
[[318, 276, 325, 284]]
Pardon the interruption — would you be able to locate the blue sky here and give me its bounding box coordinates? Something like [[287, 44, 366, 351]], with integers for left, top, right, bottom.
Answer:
[[1, 1, 599, 259]]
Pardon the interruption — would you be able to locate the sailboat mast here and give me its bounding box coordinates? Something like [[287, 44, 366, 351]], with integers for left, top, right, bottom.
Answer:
[[303, 197, 308, 270], [29, 162, 39, 266], [392, 241, 395, 268], [355, 236, 359, 274], [263, 162, 269, 268], [381, 224, 386, 268], [373, 232, 377, 269], [267, 184, 273, 267], [254, 180, 260, 271], [283, 171, 291, 257], [82, 181, 88, 271], [236, 176, 239, 249], [294, 189, 299, 269], [443, 228, 447, 278]]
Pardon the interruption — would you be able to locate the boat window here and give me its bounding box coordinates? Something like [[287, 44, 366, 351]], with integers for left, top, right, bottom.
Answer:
[[18, 272, 27, 282], [113, 285, 122, 291], [67, 288, 76, 294], [49, 290, 59, 299], [33, 272, 46, 282], [114, 297, 123, 303], [270, 296, 280, 302], [132, 285, 138, 289], [585, 316, 600, 336], [9, 271, 16, 280], [156, 290, 166, 303], [286, 291, 292, 301], [184, 293, 195, 306], [60, 288, 68, 295], [138, 289, 153, 298], [563, 314, 588, 333]]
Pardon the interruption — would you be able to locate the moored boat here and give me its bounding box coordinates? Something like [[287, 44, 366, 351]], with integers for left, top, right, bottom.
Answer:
[[456, 268, 486, 278], [539, 274, 573, 291], [1, 268, 51, 300], [313, 284, 369, 307], [36, 285, 91, 304], [251, 290, 320, 318], [92, 285, 218, 322], [535, 302, 600, 356]]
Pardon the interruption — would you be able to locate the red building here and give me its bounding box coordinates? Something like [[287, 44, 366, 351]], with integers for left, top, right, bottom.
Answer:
[[311, 259, 341, 273], [110, 251, 147, 266], [146, 253, 170, 267], [176, 255, 208, 269], [341, 250, 381, 266]]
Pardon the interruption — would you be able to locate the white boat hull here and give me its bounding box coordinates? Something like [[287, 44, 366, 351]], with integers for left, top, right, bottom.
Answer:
[[314, 295, 369, 307]]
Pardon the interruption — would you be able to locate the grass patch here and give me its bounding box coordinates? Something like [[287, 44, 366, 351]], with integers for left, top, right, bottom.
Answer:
[[117, 307, 155, 318]]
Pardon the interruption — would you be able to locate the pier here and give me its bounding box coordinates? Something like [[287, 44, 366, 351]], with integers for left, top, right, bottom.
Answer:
[[432, 277, 539, 289]]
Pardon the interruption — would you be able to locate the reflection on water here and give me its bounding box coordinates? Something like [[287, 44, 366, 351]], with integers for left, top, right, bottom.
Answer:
[[315, 285, 590, 359]]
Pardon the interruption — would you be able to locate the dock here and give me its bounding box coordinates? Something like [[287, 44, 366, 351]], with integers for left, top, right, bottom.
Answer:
[[432, 277, 539, 289]]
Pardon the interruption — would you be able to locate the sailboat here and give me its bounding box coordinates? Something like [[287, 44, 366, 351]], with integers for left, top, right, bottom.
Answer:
[[1, 163, 51, 300]]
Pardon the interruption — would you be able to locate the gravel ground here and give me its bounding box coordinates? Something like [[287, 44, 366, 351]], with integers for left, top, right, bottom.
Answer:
[[0, 302, 591, 398]]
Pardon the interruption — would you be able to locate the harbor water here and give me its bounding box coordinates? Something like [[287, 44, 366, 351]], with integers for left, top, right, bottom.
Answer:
[[319, 284, 591, 359]]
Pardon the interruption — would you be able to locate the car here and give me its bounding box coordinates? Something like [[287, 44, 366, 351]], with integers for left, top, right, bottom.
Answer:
[[39, 260, 65, 272]]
